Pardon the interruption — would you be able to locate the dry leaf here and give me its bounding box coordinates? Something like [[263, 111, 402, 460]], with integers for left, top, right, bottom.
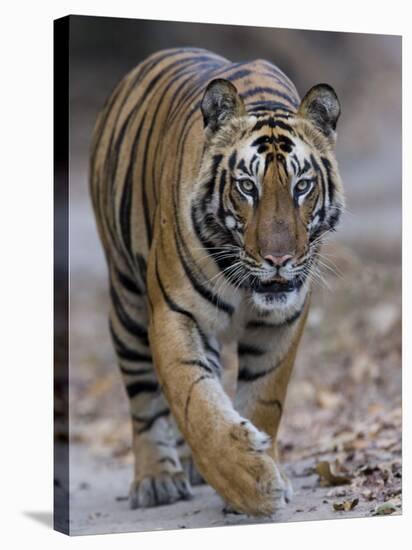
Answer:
[[316, 461, 351, 486], [372, 502, 398, 516], [333, 498, 359, 512]]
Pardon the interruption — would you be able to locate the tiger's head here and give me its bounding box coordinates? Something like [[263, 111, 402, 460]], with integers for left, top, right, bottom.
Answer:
[[192, 78, 344, 313]]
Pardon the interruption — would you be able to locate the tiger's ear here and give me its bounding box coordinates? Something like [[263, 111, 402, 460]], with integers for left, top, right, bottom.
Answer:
[[298, 84, 340, 142], [201, 79, 246, 133]]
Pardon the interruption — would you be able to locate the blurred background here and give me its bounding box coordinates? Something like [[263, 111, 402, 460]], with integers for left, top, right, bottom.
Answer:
[[60, 16, 401, 534]]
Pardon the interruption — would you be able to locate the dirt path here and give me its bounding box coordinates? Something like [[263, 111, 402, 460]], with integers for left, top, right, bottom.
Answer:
[[68, 443, 400, 536]]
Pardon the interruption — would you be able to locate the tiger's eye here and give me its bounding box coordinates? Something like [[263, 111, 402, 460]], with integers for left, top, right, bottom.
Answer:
[[295, 179, 312, 194], [239, 179, 255, 194]]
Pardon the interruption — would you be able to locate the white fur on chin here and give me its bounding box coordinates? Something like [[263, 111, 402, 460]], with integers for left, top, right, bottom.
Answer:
[[251, 284, 308, 318]]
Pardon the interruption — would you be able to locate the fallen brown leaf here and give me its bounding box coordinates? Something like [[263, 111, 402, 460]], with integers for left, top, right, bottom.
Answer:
[[333, 498, 359, 512], [372, 501, 398, 516], [316, 461, 351, 486]]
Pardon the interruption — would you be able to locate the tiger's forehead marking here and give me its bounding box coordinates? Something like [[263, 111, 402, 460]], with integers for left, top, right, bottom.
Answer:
[[232, 124, 315, 184]]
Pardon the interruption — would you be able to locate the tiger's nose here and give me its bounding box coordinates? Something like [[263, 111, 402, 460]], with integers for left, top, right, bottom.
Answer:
[[264, 253, 293, 267]]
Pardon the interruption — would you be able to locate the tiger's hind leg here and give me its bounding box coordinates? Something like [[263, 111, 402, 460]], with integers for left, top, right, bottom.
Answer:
[[108, 262, 192, 508]]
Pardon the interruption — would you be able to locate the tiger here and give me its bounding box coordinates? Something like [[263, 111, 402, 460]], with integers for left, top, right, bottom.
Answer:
[[89, 47, 344, 517]]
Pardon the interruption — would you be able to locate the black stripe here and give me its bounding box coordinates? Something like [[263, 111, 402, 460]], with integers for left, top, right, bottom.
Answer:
[[136, 253, 147, 284], [119, 364, 153, 376], [247, 100, 294, 114], [91, 80, 125, 172], [320, 156, 335, 204], [298, 158, 312, 178], [132, 408, 170, 434], [110, 107, 135, 183], [221, 68, 252, 81], [252, 135, 272, 147], [126, 380, 159, 399], [217, 169, 228, 224], [237, 158, 251, 176], [174, 225, 234, 316], [155, 257, 197, 324], [114, 266, 142, 295], [109, 321, 152, 363], [110, 284, 149, 345], [277, 135, 294, 153], [290, 154, 300, 176], [181, 359, 216, 376], [257, 62, 299, 96], [120, 112, 147, 253], [228, 150, 237, 171], [202, 154, 223, 207], [241, 86, 298, 107], [249, 154, 259, 174], [155, 256, 221, 367], [264, 152, 274, 176], [238, 364, 278, 382], [206, 356, 220, 371], [252, 118, 295, 132], [310, 154, 326, 222], [246, 299, 306, 329], [238, 343, 266, 356]]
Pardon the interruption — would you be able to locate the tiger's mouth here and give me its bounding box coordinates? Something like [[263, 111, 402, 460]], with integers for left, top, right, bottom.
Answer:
[[250, 276, 300, 294], [250, 274, 305, 294]]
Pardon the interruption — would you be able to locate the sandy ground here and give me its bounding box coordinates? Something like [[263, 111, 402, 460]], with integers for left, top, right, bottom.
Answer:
[[68, 445, 397, 536]]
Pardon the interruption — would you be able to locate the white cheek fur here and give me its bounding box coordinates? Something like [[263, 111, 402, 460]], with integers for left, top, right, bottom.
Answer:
[[225, 215, 237, 230]]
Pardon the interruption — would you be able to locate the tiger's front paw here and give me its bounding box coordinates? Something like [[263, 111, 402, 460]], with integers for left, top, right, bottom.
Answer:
[[195, 419, 291, 517], [129, 471, 193, 509], [222, 466, 293, 516], [222, 469, 293, 516]]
